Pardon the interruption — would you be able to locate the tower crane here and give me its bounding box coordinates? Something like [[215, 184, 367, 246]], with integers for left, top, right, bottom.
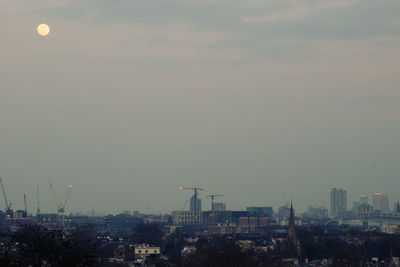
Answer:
[[0, 177, 12, 218], [179, 186, 203, 211], [24, 194, 27, 217], [36, 185, 40, 216], [182, 199, 188, 211], [49, 183, 72, 227], [207, 194, 224, 211]]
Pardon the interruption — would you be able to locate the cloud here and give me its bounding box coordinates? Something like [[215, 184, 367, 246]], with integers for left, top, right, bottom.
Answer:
[[2, 0, 400, 63], [241, 0, 359, 23]]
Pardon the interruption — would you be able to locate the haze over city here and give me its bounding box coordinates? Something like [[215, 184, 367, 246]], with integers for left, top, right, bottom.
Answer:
[[1, 0, 400, 214]]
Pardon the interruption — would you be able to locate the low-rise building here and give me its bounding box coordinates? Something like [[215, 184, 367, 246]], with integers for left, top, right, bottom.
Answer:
[[134, 244, 160, 259], [381, 224, 400, 235], [172, 211, 203, 225]]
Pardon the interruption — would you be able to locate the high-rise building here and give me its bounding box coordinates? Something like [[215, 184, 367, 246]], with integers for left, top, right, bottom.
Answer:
[[352, 201, 361, 213], [246, 207, 273, 218], [383, 195, 389, 211], [360, 194, 368, 205], [190, 194, 202, 212], [373, 193, 389, 211], [330, 187, 347, 218], [278, 205, 291, 219], [213, 202, 226, 211], [306, 205, 328, 219], [393, 201, 400, 213]]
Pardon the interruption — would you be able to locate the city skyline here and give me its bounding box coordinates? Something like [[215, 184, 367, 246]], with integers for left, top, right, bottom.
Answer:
[[1, 0, 400, 214], [0, 178, 398, 215]]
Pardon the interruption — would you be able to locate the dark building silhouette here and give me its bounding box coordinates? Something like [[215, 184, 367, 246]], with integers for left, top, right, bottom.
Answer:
[[246, 206, 273, 218], [190, 194, 201, 212], [330, 187, 347, 218], [285, 203, 301, 259]]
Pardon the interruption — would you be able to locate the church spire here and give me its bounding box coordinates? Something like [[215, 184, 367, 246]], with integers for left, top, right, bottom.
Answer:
[[286, 201, 301, 259]]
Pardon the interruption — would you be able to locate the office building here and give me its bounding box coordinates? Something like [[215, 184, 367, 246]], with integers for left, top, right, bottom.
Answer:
[[393, 201, 400, 213], [360, 194, 368, 205], [203, 210, 248, 225], [246, 207, 273, 218], [330, 187, 347, 218], [373, 193, 389, 211], [190, 194, 202, 212], [213, 202, 226, 211], [352, 201, 361, 213], [306, 205, 328, 219], [172, 211, 203, 225]]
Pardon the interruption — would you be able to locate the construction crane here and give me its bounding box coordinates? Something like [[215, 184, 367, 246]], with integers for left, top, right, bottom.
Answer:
[[182, 199, 188, 211], [179, 186, 203, 211], [0, 177, 12, 218], [24, 194, 27, 217], [207, 194, 224, 211], [36, 185, 40, 216], [49, 183, 72, 227]]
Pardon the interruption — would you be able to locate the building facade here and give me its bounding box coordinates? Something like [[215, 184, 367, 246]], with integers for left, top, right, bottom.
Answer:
[[190, 195, 202, 212], [134, 244, 160, 259], [213, 202, 226, 211], [246, 207, 273, 218], [373, 193, 389, 211], [330, 187, 347, 218], [172, 211, 203, 225], [360, 194, 368, 205]]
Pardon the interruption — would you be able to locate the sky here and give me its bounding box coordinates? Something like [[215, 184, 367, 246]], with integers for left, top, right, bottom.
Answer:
[[1, 0, 400, 215]]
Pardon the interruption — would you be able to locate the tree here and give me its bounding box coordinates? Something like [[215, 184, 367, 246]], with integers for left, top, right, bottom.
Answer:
[[131, 222, 163, 246], [11, 224, 100, 267]]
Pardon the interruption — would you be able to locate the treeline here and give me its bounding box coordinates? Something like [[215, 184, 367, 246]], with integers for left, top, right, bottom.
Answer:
[[297, 226, 400, 265], [0, 225, 101, 267], [1, 223, 400, 267]]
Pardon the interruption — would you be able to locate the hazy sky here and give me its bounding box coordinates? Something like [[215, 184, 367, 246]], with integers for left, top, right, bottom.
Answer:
[[1, 0, 400, 214]]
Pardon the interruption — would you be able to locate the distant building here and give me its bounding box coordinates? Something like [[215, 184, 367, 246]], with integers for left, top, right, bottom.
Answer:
[[14, 210, 27, 218], [352, 201, 361, 213], [373, 193, 389, 211], [172, 211, 203, 225], [123, 210, 131, 215], [393, 201, 400, 213], [208, 224, 238, 235], [202, 210, 248, 225], [330, 187, 347, 218], [360, 194, 368, 205], [213, 202, 226, 211], [134, 244, 160, 259], [305, 205, 328, 219], [357, 203, 372, 217], [285, 203, 300, 259], [278, 204, 291, 225], [381, 225, 400, 235], [352, 195, 370, 214], [239, 216, 269, 230], [181, 246, 197, 256], [190, 194, 202, 212], [246, 207, 273, 218], [36, 213, 59, 224]]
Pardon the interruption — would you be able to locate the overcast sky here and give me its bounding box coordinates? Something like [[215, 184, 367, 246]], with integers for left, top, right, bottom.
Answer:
[[1, 0, 400, 215]]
